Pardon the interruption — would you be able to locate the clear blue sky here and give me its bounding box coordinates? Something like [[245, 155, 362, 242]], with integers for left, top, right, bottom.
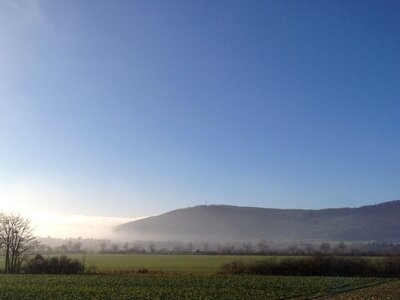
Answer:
[[1, 0, 399, 218]]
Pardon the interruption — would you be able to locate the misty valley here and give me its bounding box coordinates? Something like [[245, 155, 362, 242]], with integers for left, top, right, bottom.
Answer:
[[2, 201, 400, 299], [1, 0, 399, 298]]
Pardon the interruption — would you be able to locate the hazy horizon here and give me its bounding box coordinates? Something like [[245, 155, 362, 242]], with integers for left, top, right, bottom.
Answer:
[[23, 199, 400, 239], [1, 1, 399, 238]]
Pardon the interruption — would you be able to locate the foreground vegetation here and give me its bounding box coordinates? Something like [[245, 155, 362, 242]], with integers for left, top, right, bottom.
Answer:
[[1, 254, 399, 299], [329, 280, 400, 299], [0, 274, 386, 300], [220, 256, 400, 277]]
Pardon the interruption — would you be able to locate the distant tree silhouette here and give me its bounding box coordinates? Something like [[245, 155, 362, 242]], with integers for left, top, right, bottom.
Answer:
[[72, 241, 82, 252], [99, 241, 107, 252], [319, 242, 331, 255], [242, 241, 253, 254], [148, 243, 156, 253], [336, 242, 347, 255], [257, 239, 268, 254], [60, 244, 68, 253], [218, 243, 234, 254], [186, 243, 194, 253], [111, 244, 119, 253]]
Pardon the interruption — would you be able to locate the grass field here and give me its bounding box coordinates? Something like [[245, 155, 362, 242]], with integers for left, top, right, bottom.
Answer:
[[0, 274, 386, 300], [0, 253, 269, 273], [1, 254, 399, 299], [0, 254, 390, 274], [67, 254, 272, 273]]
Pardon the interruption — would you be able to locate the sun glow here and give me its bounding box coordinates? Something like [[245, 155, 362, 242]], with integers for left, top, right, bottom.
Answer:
[[0, 180, 144, 239], [27, 212, 142, 239]]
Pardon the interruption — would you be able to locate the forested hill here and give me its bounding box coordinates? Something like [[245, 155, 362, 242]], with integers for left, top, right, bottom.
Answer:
[[115, 200, 400, 242]]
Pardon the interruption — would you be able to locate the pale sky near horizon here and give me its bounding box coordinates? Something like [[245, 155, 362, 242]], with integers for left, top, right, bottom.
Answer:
[[1, 1, 399, 238]]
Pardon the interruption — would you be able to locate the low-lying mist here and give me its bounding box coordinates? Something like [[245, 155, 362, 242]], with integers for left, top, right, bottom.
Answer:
[[29, 212, 143, 239]]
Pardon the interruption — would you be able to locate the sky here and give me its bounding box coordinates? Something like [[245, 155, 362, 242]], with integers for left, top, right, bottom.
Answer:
[[0, 0, 399, 238]]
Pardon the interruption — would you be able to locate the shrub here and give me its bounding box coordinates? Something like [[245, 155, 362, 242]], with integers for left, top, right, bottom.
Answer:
[[220, 260, 248, 274], [220, 256, 400, 277], [25, 255, 84, 274]]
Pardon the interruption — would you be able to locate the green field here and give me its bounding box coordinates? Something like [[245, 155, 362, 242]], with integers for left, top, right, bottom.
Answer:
[[67, 254, 272, 273], [0, 254, 388, 274], [0, 253, 269, 273], [1, 254, 399, 299], [0, 274, 386, 300]]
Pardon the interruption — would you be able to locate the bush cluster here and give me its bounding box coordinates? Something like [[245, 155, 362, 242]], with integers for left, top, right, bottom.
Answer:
[[25, 255, 84, 274], [220, 255, 400, 277]]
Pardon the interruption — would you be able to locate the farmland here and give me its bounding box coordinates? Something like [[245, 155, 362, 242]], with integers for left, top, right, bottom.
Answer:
[[328, 280, 400, 299], [50, 254, 393, 274], [1, 254, 399, 299], [0, 274, 386, 300], [68, 254, 271, 273]]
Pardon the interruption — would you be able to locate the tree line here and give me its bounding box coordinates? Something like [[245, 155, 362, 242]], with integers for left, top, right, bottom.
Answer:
[[37, 237, 400, 256], [220, 255, 400, 277]]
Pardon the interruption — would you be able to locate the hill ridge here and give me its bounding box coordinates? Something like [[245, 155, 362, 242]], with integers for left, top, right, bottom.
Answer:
[[116, 200, 400, 242]]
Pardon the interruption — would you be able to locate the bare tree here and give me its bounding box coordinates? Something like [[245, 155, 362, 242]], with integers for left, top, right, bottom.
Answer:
[[335, 242, 347, 255], [0, 213, 39, 273], [257, 239, 268, 254], [72, 241, 82, 252], [242, 241, 253, 254], [99, 241, 108, 252], [123, 242, 130, 252], [111, 244, 120, 253], [67, 239, 73, 251], [148, 243, 156, 253], [186, 243, 194, 253], [218, 243, 234, 254], [202, 242, 209, 253], [319, 242, 331, 255], [173, 243, 183, 253], [288, 245, 298, 255], [60, 244, 69, 253], [131, 245, 144, 254]]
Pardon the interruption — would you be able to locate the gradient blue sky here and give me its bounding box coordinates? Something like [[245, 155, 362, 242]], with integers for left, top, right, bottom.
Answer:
[[1, 0, 399, 221]]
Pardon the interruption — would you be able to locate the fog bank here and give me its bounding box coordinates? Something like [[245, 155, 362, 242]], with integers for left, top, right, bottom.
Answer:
[[28, 212, 144, 239]]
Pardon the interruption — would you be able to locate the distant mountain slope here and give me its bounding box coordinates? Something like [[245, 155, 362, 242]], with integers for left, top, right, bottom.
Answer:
[[115, 200, 400, 241]]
